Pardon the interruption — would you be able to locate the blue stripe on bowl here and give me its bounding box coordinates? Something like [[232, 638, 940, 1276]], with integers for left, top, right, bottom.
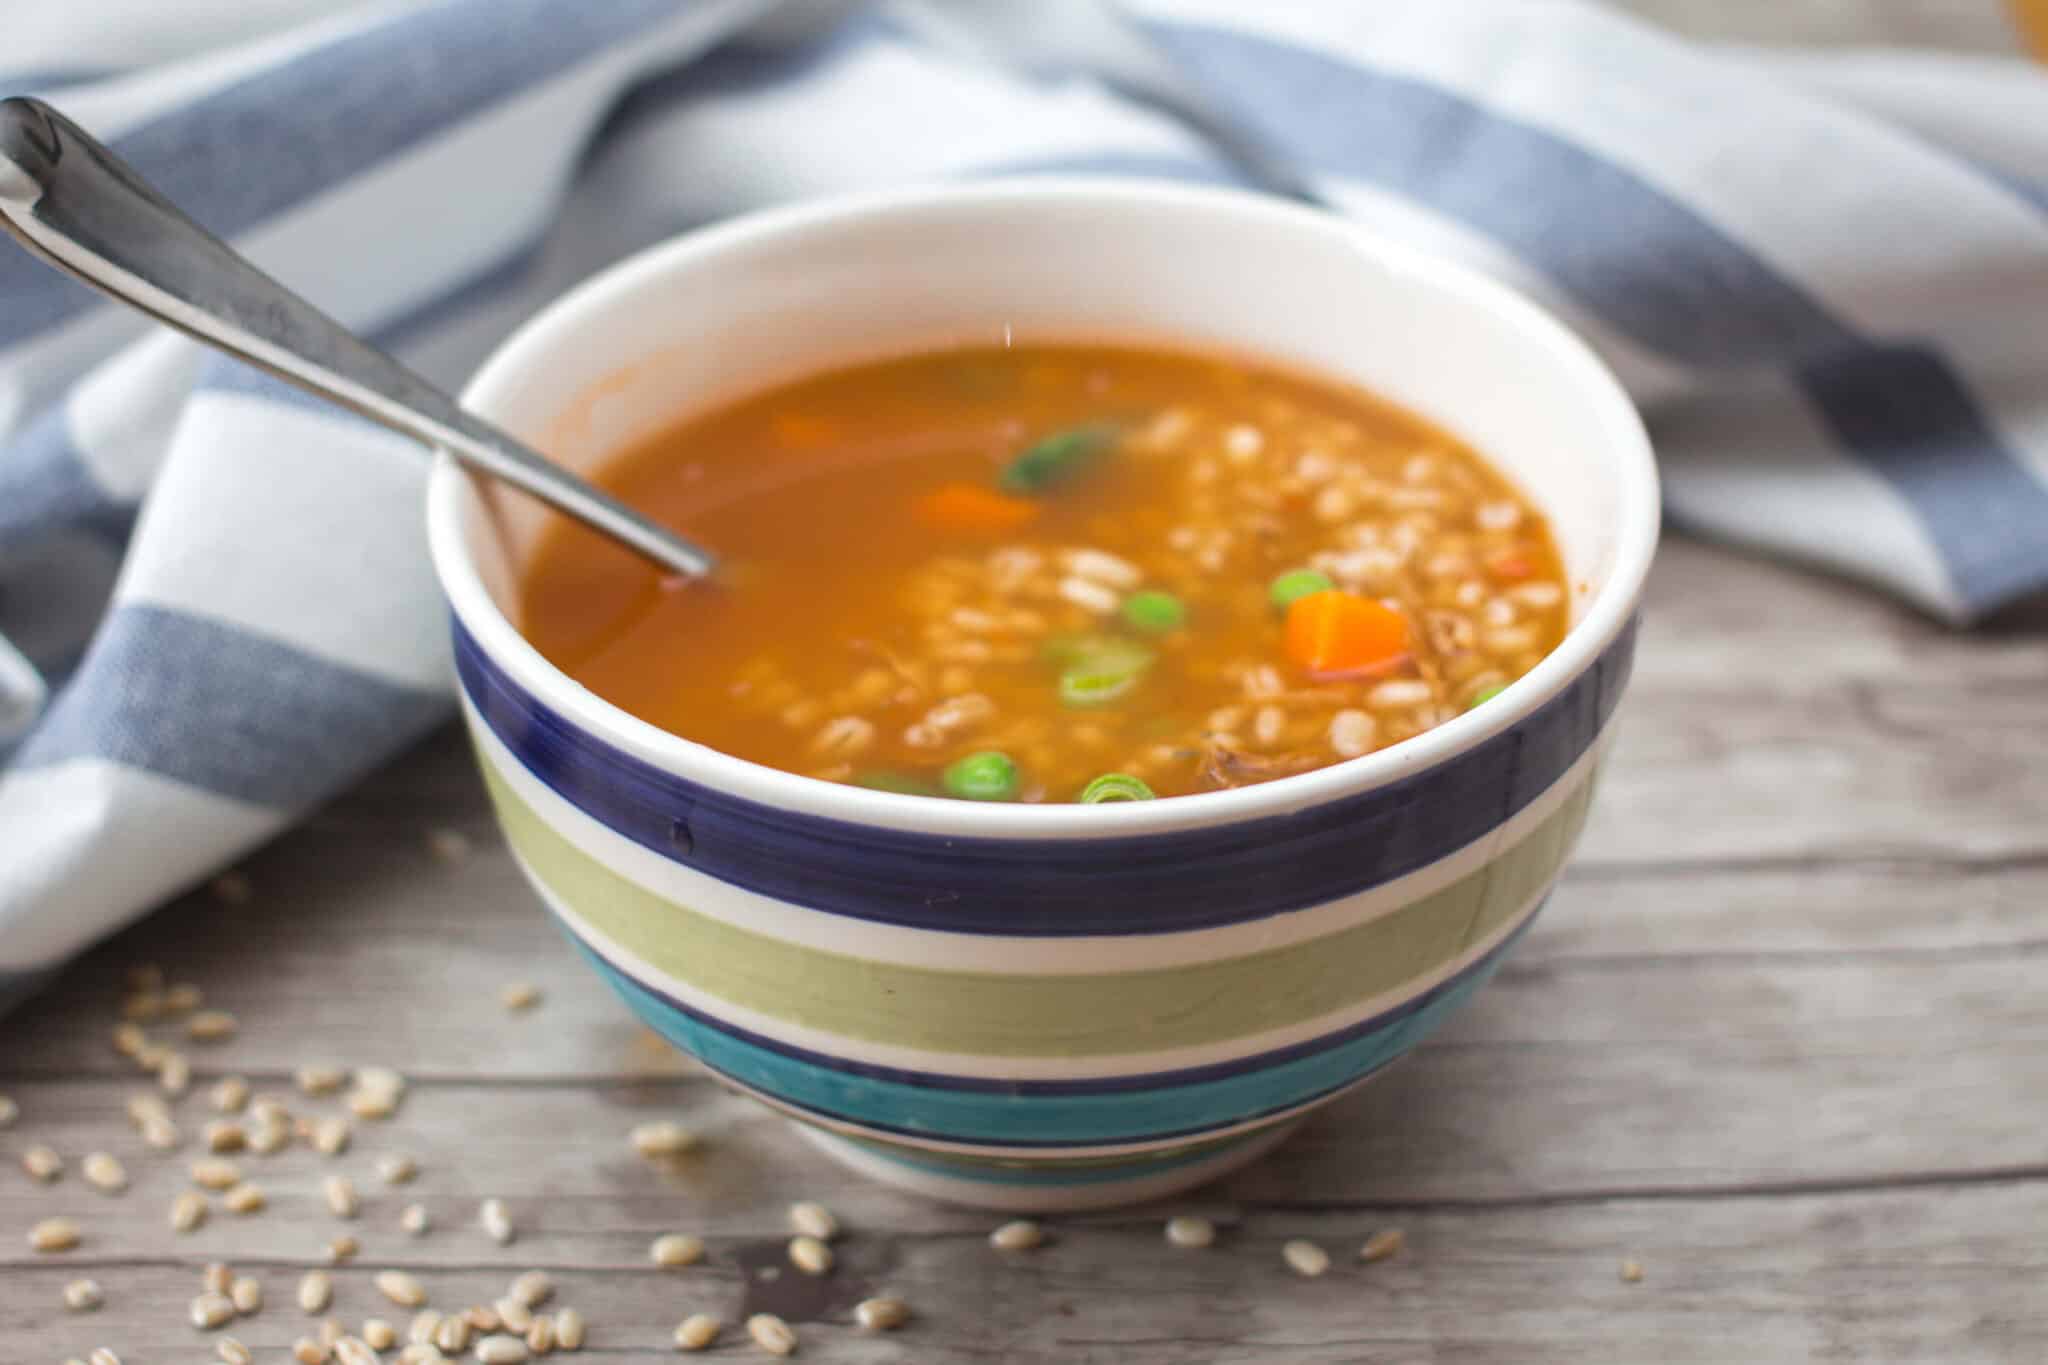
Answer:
[[568, 912, 1534, 1147], [454, 617, 1631, 936]]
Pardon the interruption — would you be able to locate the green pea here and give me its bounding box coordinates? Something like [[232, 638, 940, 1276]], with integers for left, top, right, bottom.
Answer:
[[1467, 683, 1507, 709], [1057, 639, 1153, 708], [1121, 589, 1186, 633], [854, 770, 941, 797], [1268, 569, 1335, 610], [942, 751, 1021, 801], [998, 424, 1119, 493], [1078, 773, 1156, 803]]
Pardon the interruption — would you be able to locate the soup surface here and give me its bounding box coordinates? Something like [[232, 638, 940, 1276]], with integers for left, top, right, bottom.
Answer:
[[519, 343, 1569, 802]]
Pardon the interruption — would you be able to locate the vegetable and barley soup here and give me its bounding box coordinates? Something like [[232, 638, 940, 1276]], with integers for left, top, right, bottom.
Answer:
[[519, 343, 1569, 802]]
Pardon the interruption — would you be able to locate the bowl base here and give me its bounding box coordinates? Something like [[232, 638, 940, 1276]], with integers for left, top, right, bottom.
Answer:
[[792, 1121, 1303, 1213]]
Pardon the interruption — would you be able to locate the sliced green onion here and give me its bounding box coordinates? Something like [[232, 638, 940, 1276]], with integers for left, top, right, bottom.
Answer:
[[1056, 639, 1153, 708], [1121, 589, 1186, 633], [854, 770, 941, 797], [1079, 773, 1156, 803], [1269, 568, 1335, 610], [998, 424, 1119, 493], [1467, 683, 1507, 709], [942, 751, 1021, 801]]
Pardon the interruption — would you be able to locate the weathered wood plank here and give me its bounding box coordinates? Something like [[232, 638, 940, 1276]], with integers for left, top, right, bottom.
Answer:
[[8, 1160, 2047, 1364]]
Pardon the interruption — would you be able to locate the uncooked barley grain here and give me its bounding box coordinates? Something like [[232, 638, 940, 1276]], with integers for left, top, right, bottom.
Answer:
[[1283, 1239, 1330, 1277], [651, 1232, 704, 1267], [672, 1314, 720, 1351], [223, 1181, 266, 1214], [23, 1143, 62, 1181], [82, 1151, 126, 1192], [64, 1278, 104, 1311], [217, 1338, 253, 1365], [298, 1270, 333, 1314], [629, 1119, 696, 1158], [171, 1191, 209, 1233], [1165, 1216, 1216, 1249], [376, 1269, 427, 1307], [362, 1319, 397, 1350], [854, 1297, 910, 1332], [191, 1291, 237, 1329], [990, 1219, 1042, 1251], [508, 1271, 552, 1308], [481, 1197, 514, 1245], [552, 1308, 585, 1350], [475, 1334, 528, 1364], [1358, 1228, 1406, 1263], [401, 1202, 430, 1235], [324, 1174, 359, 1218], [788, 1200, 838, 1241], [231, 1275, 263, 1314], [377, 1152, 419, 1184], [31, 1216, 81, 1251], [789, 1235, 832, 1275], [747, 1313, 797, 1356]]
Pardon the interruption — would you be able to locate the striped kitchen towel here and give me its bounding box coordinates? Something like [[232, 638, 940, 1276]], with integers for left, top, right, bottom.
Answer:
[[2, 0, 2046, 1008]]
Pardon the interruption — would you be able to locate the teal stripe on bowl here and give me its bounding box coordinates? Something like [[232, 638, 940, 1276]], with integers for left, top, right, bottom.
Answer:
[[576, 927, 1522, 1147]]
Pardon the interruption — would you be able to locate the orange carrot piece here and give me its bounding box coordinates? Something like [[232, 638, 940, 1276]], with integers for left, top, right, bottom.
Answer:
[[913, 483, 1042, 534], [1284, 589, 1409, 676]]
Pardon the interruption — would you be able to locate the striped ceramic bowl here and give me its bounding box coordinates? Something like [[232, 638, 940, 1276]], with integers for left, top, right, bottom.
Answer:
[[426, 181, 1659, 1210]]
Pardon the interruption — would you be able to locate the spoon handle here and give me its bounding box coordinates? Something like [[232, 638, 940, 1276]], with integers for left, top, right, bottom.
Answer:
[[0, 96, 715, 581]]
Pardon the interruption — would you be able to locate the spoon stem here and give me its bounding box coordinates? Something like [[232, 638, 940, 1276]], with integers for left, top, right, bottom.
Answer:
[[0, 96, 716, 581]]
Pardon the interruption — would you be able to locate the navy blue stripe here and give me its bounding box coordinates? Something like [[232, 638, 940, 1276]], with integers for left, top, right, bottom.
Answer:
[[556, 905, 1537, 1097], [12, 605, 447, 808], [1140, 21, 2048, 613], [0, 406, 135, 551], [0, 0, 686, 350], [456, 616, 1630, 935]]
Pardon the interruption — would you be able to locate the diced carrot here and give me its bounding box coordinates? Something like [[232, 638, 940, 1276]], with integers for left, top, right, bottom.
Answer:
[[1284, 589, 1409, 677], [1487, 550, 1533, 582], [913, 482, 1043, 534]]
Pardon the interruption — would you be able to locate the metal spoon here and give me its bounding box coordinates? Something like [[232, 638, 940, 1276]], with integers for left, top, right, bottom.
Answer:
[[0, 96, 716, 581]]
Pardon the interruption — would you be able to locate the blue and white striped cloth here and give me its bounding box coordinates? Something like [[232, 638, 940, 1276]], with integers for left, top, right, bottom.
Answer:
[[3, 0, 2046, 1009]]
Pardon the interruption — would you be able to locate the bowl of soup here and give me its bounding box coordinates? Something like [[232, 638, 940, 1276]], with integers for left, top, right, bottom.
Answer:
[[426, 180, 1658, 1210]]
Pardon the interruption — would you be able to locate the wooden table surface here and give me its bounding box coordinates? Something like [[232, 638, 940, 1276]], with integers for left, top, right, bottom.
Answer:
[[8, 6, 2046, 1363]]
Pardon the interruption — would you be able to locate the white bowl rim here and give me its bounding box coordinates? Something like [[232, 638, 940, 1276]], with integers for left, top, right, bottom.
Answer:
[[426, 177, 1659, 839]]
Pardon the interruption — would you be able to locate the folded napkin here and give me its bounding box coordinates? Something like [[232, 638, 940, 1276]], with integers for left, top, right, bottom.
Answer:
[[3, 0, 2046, 1010]]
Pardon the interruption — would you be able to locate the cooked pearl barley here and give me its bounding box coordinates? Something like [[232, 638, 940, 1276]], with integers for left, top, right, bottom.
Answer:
[[1283, 1239, 1331, 1277], [231, 1275, 263, 1314], [476, 1335, 529, 1363], [854, 1297, 910, 1332], [508, 1271, 552, 1309], [401, 1203, 430, 1235], [192, 1291, 238, 1329], [171, 1191, 210, 1233], [989, 1219, 1043, 1251], [376, 1269, 427, 1307], [1061, 547, 1142, 588], [650, 1232, 704, 1267], [673, 1314, 721, 1351], [299, 1271, 334, 1314], [218, 1338, 253, 1365], [1056, 574, 1120, 614], [480, 1197, 515, 1245], [1367, 679, 1435, 709], [23, 1144, 62, 1181], [1252, 704, 1285, 747], [82, 1152, 126, 1192], [1328, 709, 1377, 758], [1224, 423, 1265, 459], [1165, 1216, 1216, 1249], [324, 1174, 359, 1218], [810, 715, 875, 757], [30, 1216, 81, 1251], [1475, 499, 1523, 531], [788, 1234, 833, 1275], [552, 1308, 585, 1350], [64, 1278, 105, 1311], [746, 1313, 797, 1357], [377, 1152, 419, 1184], [629, 1120, 697, 1158], [362, 1319, 397, 1350], [788, 1201, 839, 1241], [1358, 1228, 1406, 1263]]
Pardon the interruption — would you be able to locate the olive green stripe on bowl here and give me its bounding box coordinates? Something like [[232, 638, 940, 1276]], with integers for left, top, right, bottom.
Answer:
[[481, 762, 1595, 1059]]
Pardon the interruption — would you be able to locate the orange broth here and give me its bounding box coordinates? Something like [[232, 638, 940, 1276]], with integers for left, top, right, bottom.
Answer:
[[518, 343, 1568, 802]]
